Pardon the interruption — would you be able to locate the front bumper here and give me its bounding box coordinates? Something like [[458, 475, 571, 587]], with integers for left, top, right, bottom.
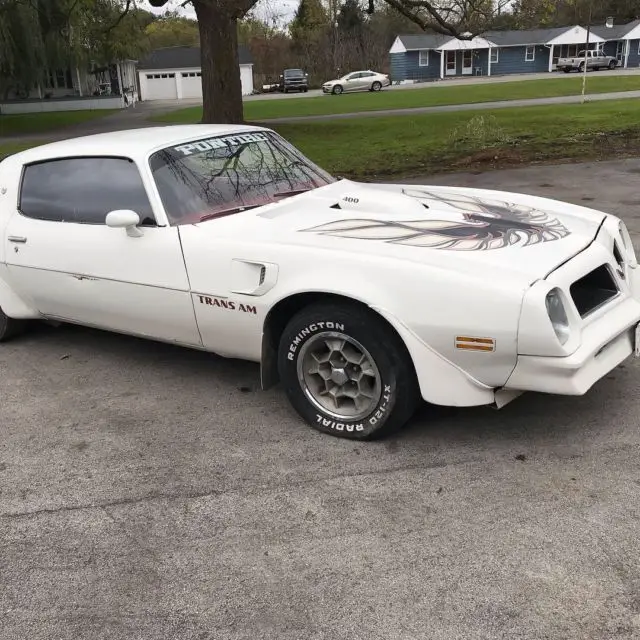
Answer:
[[504, 217, 640, 396], [505, 296, 639, 395]]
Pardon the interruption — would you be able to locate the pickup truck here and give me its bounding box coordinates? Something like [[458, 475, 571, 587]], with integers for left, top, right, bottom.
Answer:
[[278, 68, 309, 93], [557, 49, 618, 72]]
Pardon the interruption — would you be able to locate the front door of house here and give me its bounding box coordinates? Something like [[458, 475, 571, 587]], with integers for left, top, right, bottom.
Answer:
[[462, 51, 473, 75], [616, 41, 625, 63], [446, 51, 457, 76]]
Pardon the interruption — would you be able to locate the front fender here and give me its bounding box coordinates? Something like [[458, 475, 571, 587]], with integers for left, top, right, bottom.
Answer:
[[260, 270, 498, 407]]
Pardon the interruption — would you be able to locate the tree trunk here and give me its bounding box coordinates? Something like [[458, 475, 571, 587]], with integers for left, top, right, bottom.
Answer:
[[194, 1, 244, 124]]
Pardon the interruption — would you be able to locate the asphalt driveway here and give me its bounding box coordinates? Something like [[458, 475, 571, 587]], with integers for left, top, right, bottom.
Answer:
[[2, 158, 640, 640]]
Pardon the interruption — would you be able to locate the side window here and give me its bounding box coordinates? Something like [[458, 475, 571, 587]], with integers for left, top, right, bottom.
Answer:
[[19, 157, 156, 225]]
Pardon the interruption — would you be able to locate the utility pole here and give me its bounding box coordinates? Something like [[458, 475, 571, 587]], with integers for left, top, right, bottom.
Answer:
[[580, 0, 593, 104]]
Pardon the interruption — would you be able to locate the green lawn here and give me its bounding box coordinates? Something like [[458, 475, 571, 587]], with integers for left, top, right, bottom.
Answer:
[[0, 109, 117, 137], [0, 140, 47, 158], [274, 98, 640, 178], [152, 75, 640, 124], [4, 99, 640, 177]]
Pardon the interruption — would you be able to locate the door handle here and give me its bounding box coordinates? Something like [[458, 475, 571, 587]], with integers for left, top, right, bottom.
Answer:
[[8, 236, 27, 243]]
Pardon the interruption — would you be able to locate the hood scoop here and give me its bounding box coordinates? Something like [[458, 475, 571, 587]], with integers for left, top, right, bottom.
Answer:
[[331, 190, 429, 217]]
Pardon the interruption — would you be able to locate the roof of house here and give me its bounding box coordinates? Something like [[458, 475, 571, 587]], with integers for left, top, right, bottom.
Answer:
[[394, 19, 640, 53], [592, 18, 640, 40], [396, 33, 456, 51], [483, 26, 572, 46], [139, 45, 253, 70]]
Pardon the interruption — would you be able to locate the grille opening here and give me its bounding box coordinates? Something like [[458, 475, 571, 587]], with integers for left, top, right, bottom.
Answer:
[[570, 264, 618, 317]]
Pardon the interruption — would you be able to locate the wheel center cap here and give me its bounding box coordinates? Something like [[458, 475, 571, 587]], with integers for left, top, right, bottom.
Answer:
[[331, 367, 349, 386]]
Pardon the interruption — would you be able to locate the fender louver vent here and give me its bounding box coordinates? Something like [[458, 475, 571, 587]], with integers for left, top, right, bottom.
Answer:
[[259, 265, 266, 285]]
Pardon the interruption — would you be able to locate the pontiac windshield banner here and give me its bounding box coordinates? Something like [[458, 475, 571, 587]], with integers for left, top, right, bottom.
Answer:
[[171, 132, 270, 158]]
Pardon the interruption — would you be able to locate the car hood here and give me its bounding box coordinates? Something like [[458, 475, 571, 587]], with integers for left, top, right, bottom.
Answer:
[[227, 180, 608, 284]]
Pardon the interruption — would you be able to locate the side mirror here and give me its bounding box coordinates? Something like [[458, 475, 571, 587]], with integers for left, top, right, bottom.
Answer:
[[106, 209, 143, 237]]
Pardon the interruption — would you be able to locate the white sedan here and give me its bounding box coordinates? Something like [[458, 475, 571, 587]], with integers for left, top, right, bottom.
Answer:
[[0, 125, 639, 440], [322, 70, 391, 94]]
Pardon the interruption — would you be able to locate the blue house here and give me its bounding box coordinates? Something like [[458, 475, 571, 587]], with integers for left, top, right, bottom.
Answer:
[[593, 19, 640, 68], [389, 21, 640, 83]]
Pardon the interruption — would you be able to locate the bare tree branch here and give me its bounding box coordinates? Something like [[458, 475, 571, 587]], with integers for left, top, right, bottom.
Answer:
[[105, 0, 133, 34]]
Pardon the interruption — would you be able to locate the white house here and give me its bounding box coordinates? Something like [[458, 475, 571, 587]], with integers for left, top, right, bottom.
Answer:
[[0, 61, 138, 114], [138, 46, 254, 101]]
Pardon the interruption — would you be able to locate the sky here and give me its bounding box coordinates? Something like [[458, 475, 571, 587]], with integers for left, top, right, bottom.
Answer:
[[143, 0, 299, 27]]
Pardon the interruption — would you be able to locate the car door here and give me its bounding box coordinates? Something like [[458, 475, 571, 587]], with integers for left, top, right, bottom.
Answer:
[[358, 71, 372, 89], [344, 72, 361, 92], [5, 155, 202, 346]]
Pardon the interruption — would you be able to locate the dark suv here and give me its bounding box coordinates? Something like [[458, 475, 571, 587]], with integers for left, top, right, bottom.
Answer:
[[278, 69, 309, 93]]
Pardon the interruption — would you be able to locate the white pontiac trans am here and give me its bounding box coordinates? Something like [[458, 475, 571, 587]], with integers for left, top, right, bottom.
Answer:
[[0, 125, 638, 440]]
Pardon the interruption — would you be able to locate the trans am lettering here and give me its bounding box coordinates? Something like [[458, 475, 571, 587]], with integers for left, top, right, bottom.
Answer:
[[197, 295, 257, 314], [302, 189, 571, 251], [174, 132, 269, 157]]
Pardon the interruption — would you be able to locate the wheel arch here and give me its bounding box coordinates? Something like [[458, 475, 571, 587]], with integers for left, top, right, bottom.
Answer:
[[260, 291, 417, 391], [259, 289, 495, 408]]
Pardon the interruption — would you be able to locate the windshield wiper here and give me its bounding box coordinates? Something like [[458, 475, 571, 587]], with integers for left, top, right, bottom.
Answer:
[[272, 188, 312, 199], [199, 204, 261, 222]]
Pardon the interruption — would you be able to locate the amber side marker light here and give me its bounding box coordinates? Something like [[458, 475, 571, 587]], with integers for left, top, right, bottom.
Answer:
[[455, 336, 496, 352]]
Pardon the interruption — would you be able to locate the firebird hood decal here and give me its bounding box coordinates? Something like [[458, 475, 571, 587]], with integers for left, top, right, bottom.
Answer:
[[301, 189, 571, 251]]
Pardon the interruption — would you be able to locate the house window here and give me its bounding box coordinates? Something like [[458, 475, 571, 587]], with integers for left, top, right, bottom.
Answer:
[[418, 50, 429, 66], [490, 48, 499, 64], [525, 46, 535, 62]]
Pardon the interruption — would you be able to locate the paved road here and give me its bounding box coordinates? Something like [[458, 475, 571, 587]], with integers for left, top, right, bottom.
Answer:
[[2, 159, 640, 640]]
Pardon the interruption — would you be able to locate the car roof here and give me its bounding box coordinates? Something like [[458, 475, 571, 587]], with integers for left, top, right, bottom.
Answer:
[[8, 124, 271, 165]]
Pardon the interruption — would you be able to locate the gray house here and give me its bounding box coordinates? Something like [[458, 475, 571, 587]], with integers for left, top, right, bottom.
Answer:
[[389, 21, 640, 82]]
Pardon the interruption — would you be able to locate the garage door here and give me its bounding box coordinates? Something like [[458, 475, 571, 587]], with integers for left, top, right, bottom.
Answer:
[[180, 71, 202, 99], [240, 65, 253, 95], [144, 72, 177, 100]]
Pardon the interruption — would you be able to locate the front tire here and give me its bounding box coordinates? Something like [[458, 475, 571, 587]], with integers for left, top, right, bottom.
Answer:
[[0, 307, 25, 342], [277, 302, 421, 440], [609, 60, 616, 70], [332, 85, 343, 95]]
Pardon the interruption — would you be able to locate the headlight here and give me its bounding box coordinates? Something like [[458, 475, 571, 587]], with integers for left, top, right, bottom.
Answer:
[[546, 288, 570, 345]]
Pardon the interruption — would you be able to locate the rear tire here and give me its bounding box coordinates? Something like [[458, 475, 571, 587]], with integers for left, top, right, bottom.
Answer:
[[371, 81, 382, 91], [563, 68, 571, 73], [0, 307, 26, 342], [579, 62, 585, 72], [277, 302, 421, 440], [609, 60, 616, 70]]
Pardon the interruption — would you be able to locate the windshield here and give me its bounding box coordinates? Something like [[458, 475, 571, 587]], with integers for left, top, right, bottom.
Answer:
[[284, 69, 304, 77], [149, 131, 335, 226]]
